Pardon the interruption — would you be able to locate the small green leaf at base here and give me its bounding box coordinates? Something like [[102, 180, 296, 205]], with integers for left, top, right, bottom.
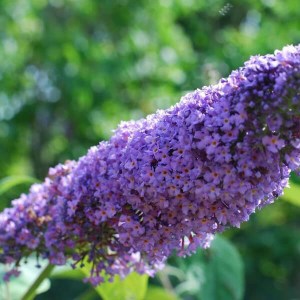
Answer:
[[144, 286, 179, 300], [79, 264, 148, 300], [95, 272, 148, 300]]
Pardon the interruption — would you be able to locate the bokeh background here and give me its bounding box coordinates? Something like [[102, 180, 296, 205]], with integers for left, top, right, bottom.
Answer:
[[0, 0, 300, 299]]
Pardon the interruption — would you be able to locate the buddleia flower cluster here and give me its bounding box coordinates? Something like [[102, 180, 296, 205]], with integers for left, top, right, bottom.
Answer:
[[1, 44, 300, 285]]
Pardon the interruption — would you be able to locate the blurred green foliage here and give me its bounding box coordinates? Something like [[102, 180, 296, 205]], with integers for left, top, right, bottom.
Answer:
[[168, 236, 244, 300], [0, 257, 50, 300], [1, 0, 300, 299]]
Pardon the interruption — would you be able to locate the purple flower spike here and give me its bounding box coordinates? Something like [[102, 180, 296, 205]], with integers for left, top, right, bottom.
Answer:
[[1, 44, 300, 284]]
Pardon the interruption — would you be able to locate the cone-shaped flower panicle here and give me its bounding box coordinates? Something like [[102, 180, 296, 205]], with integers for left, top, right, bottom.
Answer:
[[1, 45, 300, 284]]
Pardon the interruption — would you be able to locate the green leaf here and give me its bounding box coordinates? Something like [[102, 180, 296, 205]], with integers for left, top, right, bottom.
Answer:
[[0, 176, 38, 197], [51, 265, 84, 280], [53, 265, 149, 300], [76, 288, 99, 300], [173, 236, 244, 300], [281, 180, 300, 207], [198, 236, 244, 300], [80, 265, 148, 300], [95, 272, 148, 300], [144, 286, 179, 300], [0, 258, 50, 300]]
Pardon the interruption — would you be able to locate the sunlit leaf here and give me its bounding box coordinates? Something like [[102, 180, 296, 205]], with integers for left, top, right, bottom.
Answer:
[[0, 176, 38, 197], [80, 264, 148, 300], [95, 272, 148, 300], [144, 286, 179, 300], [281, 180, 300, 207], [51, 265, 84, 280]]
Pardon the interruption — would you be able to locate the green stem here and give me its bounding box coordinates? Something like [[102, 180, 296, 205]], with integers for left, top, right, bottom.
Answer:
[[21, 264, 55, 300]]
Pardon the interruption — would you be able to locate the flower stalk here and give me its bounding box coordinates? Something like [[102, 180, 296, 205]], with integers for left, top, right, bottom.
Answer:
[[21, 264, 55, 300], [1, 44, 300, 285]]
